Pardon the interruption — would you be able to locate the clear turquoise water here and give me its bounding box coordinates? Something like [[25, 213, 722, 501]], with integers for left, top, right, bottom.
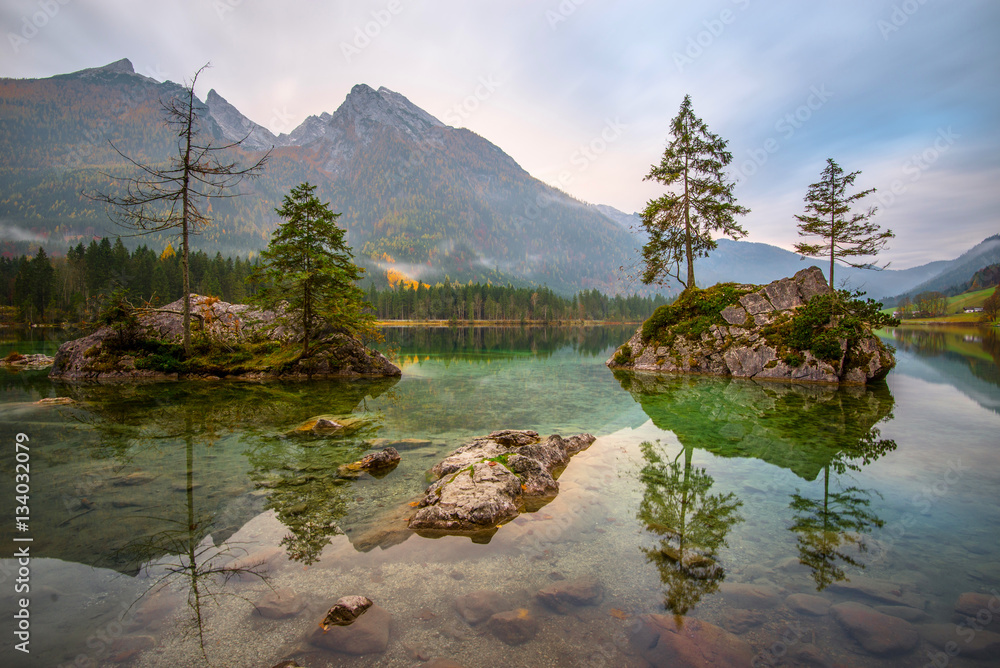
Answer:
[[1, 324, 998, 667]]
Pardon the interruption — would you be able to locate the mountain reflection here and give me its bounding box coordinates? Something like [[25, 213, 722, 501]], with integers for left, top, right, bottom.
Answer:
[[616, 372, 897, 593], [885, 326, 1000, 410], [380, 324, 636, 361]]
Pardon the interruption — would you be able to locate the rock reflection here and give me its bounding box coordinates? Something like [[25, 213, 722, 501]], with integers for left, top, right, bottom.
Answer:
[[614, 372, 896, 481], [637, 440, 743, 618]]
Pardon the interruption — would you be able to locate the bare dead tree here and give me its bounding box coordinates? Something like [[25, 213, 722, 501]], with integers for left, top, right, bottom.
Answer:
[[92, 64, 270, 355]]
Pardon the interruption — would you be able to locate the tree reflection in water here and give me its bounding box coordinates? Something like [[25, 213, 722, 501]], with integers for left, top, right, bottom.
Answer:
[[246, 417, 383, 564], [51, 378, 398, 663], [637, 440, 743, 619], [788, 415, 896, 591], [114, 425, 268, 664], [617, 372, 898, 600]]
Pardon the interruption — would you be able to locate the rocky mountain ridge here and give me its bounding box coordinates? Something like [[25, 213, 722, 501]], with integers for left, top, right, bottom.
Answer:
[[1, 59, 637, 294]]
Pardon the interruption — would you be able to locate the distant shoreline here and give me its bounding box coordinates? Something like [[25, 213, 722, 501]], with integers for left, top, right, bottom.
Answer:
[[376, 319, 642, 327], [892, 319, 996, 328], [0, 320, 642, 330]]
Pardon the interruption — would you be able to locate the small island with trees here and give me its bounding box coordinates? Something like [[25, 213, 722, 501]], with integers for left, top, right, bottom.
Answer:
[[48, 180, 399, 381], [611, 96, 897, 385]]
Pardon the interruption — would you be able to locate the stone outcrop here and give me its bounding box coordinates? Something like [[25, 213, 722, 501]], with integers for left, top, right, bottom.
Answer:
[[1, 353, 55, 369], [49, 294, 400, 381], [608, 267, 894, 385], [408, 430, 595, 535]]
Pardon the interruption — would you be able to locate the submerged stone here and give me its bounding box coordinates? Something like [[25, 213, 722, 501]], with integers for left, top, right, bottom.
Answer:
[[786, 593, 831, 616], [629, 614, 753, 668], [454, 590, 512, 625], [536, 576, 604, 613], [254, 588, 306, 619], [309, 602, 390, 655], [487, 608, 538, 645], [919, 622, 1000, 659], [719, 582, 782, 609], [831, 601, 919, 656]]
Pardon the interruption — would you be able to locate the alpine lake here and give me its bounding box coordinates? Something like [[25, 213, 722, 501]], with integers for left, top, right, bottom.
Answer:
[[1, 324, 999, 668]]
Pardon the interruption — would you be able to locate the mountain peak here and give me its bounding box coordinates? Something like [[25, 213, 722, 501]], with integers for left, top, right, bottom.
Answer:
[[204, 88, 277, 151], [53, 58, 153, 83], [337, 83, 444, 137], [102, 58, 135, 74], [73, 58, 136, 76]]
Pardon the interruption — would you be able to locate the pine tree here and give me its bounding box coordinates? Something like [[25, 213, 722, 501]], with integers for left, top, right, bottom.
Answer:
[[251, 182, 373, 358], [30, 248, 55, 321], [794, 159, 893, 289], [640, 95, 749, 290]]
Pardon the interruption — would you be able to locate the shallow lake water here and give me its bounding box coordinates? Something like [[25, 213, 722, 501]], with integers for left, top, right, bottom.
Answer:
[[1, 324, 999, 667]]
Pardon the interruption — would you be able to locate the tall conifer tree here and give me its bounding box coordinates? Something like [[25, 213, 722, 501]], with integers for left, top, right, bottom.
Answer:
[[251, 182, 373, 359], [640, 95, 749, 290], [794, 159, 893, 289]]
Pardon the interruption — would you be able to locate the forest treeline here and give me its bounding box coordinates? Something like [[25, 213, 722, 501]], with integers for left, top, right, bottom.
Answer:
[[0, 239, 667, 324]]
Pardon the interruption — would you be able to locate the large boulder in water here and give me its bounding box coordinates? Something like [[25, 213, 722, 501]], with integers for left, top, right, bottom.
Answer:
[[608, 267, 894, 385], [409, 430, 595, 535]]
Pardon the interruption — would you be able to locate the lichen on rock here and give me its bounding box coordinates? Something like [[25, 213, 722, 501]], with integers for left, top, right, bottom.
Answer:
[[608, 267, 895, 385], [409, 429, 596, 536]]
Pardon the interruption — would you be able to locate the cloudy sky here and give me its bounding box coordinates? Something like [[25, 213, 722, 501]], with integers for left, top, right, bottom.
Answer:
[[2, 0, 998, 268]]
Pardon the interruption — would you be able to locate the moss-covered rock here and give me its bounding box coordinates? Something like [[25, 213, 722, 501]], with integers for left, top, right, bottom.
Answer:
[[608, 267, 896, 385], [49, 294, 400, 381]]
